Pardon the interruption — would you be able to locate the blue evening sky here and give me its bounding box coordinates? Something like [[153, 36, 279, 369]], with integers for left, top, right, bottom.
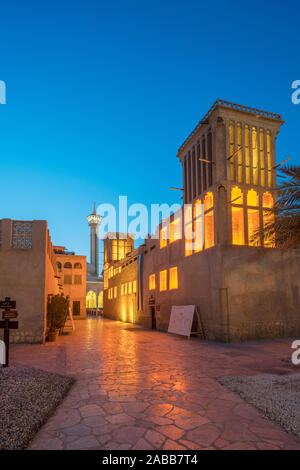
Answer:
[[0, 0, 299, 267]]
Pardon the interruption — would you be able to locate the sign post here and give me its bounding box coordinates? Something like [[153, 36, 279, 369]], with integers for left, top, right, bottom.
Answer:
[[0, 297, 18, 367]]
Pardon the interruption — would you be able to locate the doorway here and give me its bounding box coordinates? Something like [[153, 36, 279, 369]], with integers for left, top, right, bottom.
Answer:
[[151, 307, 156, 330], [73, 301, 81, 316]]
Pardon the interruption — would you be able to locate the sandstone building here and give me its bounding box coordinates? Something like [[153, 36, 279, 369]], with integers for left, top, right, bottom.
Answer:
[[103, 100, 300, 341], [0, 219, 86, 343]]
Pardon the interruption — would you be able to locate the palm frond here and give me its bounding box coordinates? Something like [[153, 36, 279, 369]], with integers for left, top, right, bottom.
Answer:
[[250, 165, 300, 249]]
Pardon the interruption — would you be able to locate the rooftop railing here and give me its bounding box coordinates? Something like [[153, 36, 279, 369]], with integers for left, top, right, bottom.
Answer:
[[177, 99, 282, 156]]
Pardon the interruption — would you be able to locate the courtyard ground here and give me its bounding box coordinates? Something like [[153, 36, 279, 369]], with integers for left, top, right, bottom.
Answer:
[[10, 318, 300, 450]]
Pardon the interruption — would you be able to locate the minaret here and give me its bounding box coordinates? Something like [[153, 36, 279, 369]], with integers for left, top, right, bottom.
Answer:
[[87, 203, 102, 276]]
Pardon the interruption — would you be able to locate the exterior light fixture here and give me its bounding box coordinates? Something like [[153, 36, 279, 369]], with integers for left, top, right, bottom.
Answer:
[[198, 158, 215, 164]]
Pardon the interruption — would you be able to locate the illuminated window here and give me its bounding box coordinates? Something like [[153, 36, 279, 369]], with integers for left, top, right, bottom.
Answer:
[[104, 270, 108, 289], [248, 210, 260, 246], [184, 204, 193, 256], [259, 129, 266, 187], [237, 123, 243, 183], [247, 189, 260, 246], [121, 284, 124, 295], [159, 270, 167, 291], [124, 283, 128, 295], [229, 122, 236, 181], [204, 192, 214, 249], [114, 286, 117, 298], [128, 282, 132, 294], [231, 187, 244, 245], [160, 226, 168, 248], [245, 125, 251, 184], [267, 131, 272, 187], [263, 192, 275, 247], [119, 240, 125, 260], [247, 189, 259, 207], [170, 218, 181, 243], [149, 274, 156, 290], [112, 240, 118, 260], [133, 280, 137, 293], [263, 192, 273, 208], [194, 199, 204, 252], [169, 267, 178, 290], [86, 290, 96, 308], [252, 127, 258, 185]]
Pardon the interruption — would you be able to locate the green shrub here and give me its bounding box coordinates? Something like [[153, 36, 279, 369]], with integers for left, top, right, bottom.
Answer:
[[47, 294, 70, 332]]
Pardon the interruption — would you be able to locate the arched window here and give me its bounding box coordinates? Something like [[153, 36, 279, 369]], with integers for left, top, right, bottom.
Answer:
[[245, 125, 251, 184], [229, 122, 235, 181], [247, 189, 260, 246], [194, 199, 203, 252], [267, 131, 272, 187], [86, 291, 96, 308], [263, 192, 275, 247], [184, 204, 193, 256], [259, 129, 266, 187], [204, 192, 214, 249], [231, 187, 244, 245], [64, 262, 72, 269], [252, 127, 258, 185], [247, 189, 259, 206], [56, 261, 62, 272], [237, 123, 243, 183], [74, 262, 82, 269], [263, 192, 273, 208]]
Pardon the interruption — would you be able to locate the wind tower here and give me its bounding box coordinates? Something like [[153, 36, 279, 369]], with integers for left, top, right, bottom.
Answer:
[[87, 203, 102, 276]]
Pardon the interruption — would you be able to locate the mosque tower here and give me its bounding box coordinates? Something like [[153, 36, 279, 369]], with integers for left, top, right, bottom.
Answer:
[[86, 203, 102, 276]]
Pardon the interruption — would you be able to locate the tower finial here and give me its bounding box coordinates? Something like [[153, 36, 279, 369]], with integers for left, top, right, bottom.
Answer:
[[93, 202, 96, 214]]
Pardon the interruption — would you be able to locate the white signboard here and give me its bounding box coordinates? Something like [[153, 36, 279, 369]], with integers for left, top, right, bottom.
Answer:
[[168, 305, 196, 337]]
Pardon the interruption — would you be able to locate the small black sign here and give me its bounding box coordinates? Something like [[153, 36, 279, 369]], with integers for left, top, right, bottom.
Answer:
[[0, 298, 16, 310], [0, 320, 18, 329]]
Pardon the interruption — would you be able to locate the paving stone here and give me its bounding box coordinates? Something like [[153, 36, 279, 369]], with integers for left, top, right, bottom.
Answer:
[[63, 424, 91, 436], [163, 439, 186, 450], [145, 429, 166, 448], [112, 426, 146, 444], [79, 404, 105, 418], [106, 413, 135, 425], [133, 438, 154, 450], [158, 425, 185, 440], [187, 424, 221, 447], [65, 435, 100, 450], [81, 415, 108, 427]]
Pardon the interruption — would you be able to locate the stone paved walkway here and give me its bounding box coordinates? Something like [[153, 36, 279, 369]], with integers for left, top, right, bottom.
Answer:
[[10, 318, 300, 450]]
